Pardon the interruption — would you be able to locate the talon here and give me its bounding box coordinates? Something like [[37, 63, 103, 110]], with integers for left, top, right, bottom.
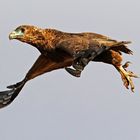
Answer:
[[127, 71, 139, 78], [123, 61, 132, 69], [116, 64, 138, 92]]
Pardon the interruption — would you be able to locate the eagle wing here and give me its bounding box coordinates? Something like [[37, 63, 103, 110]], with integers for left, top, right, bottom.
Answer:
[[55, 33, 117, 58], [56, 33, 132, 58], [0, 53, 73, 108]]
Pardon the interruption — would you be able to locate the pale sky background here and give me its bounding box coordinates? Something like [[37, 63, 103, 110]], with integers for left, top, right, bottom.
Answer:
[[0, 0, 140, 140]]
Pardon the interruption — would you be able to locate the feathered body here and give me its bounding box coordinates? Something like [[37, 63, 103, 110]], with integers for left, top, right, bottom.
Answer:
[[0, 25, 137, 108]]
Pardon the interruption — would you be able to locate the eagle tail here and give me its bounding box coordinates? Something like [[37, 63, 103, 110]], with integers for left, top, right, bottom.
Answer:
[[111, 41, 133, 55], [0, 79, 26, 108]]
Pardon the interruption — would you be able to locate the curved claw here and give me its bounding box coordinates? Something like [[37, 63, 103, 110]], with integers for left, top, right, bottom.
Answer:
[[128, 71, 139, 78], [123, 61, 132, 69], [123, 61, 131, 68]]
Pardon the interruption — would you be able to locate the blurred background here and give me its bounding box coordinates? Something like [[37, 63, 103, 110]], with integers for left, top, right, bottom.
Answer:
[[0, 0, 140, 140]]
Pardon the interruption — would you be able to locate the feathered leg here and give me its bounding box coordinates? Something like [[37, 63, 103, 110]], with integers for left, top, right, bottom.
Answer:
[[115, 62, 138, 92]]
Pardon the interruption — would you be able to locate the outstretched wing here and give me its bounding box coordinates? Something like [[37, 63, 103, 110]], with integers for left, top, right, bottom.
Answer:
[[26, 52, 73, 80], [0, 53, 73, 108]]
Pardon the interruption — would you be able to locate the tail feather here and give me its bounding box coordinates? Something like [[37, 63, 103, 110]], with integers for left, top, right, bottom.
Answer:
[[0, 79, 26, 108], [112, 41, 131, 46], [111, 41, 133, 55]]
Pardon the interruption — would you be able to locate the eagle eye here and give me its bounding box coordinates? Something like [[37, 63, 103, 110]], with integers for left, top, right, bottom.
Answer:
[[20, 28, 25, 33], [15, 27, 25, 34]]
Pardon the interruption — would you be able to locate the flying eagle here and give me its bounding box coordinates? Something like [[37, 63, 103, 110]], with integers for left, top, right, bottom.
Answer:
[[0, 25, 138, 108]]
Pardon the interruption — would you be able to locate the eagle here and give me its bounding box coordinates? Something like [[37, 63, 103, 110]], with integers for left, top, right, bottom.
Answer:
[[0, 25, 138, 108]]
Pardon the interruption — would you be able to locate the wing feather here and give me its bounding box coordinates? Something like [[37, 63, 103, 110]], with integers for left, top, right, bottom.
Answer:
[[56, 33, 132, 59], [0, 53, 73, 108]]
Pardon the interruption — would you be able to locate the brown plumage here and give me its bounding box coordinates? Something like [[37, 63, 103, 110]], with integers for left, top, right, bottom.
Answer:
[[0, 25, 138, 108]]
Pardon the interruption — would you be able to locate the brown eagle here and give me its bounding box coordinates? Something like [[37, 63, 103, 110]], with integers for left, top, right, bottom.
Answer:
[[0, 25, 138, 108]]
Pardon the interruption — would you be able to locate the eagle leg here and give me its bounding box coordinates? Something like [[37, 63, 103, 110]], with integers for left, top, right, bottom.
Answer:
[[116, 62, 138, 92]]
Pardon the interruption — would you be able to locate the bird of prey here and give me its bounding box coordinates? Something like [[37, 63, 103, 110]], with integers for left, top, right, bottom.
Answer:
[[0, 25, 138, 108]]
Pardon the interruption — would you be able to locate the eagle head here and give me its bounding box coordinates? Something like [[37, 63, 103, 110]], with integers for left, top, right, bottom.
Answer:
[[9, 25, 45, 46]]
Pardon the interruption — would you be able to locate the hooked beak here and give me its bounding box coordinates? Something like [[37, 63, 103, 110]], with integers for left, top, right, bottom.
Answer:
[[9, 31, 17, 40], [9, 30, 24, 40]]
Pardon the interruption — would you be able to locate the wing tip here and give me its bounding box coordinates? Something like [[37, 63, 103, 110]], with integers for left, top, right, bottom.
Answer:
[[0, 80, 26, 109], [0, 89, 15, 109]]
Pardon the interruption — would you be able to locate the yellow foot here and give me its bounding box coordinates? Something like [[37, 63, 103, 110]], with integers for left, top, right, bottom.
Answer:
[[116, 62, 138, 92]]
